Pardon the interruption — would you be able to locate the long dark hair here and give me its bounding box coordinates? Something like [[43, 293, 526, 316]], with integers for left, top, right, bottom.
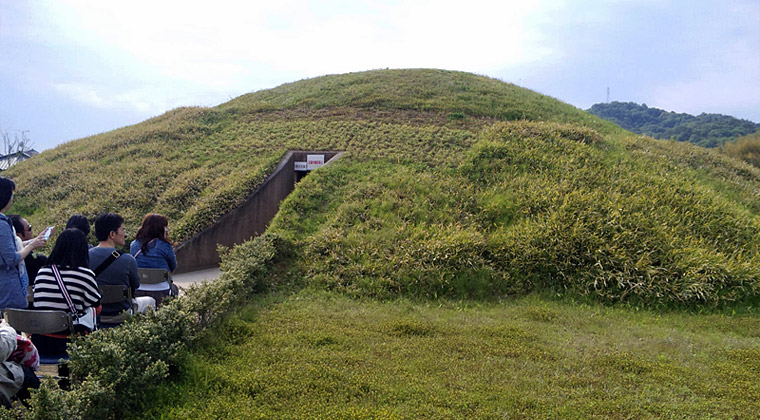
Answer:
[[47, 228, 90, 268], [135, 213, 171, 253]]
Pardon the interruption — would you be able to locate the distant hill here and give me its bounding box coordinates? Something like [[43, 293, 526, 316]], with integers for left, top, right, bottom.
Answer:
[[587, 101, 760, 148]]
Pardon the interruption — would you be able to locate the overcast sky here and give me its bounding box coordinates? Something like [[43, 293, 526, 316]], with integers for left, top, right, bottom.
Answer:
[[2, 0, 759, 152]]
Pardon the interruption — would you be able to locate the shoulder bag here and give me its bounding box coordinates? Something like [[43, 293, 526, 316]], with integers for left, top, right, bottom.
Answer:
[[93, 250, 120, 277], [50, 264, 97, 331]]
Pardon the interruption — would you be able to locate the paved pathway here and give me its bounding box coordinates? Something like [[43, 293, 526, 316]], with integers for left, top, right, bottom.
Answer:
[[172, 267, 222, 290]]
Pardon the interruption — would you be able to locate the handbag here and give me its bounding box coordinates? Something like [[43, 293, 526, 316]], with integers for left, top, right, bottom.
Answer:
[[50, 264, 97, 332], [8, 334, 40, 371]]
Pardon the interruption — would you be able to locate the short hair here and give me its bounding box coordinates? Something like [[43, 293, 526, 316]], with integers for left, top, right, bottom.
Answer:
[[0, 177, 15, 210], [47, 228, 89, 268], [8, 214, 24, 234], [94, 213, 124, 242], [66, 215, 91, 236]]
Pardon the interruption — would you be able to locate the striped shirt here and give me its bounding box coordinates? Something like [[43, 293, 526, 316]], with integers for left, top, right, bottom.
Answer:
[[33, 265, 101, 314]]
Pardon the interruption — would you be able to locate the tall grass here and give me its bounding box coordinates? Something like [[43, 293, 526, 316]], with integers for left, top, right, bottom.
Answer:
[[719, 131, 760, 168], [270, 121, 760, 307], [225, 69, 619, 134]]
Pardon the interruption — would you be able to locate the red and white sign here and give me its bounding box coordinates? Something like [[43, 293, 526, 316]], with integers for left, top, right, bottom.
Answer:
[[306, 154, 325, 170]]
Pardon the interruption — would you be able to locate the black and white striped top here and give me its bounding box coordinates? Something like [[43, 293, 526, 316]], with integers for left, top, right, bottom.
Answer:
[[33, 265, 101, 314]]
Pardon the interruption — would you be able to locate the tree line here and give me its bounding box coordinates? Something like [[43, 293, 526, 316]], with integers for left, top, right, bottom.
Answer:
[[588, 101, 760, 148]]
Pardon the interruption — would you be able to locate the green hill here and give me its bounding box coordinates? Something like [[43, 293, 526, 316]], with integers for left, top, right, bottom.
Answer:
[[7, 69, 760, 308], [6, 69, 760, 420], [9, 70, 616, 243], [588, 101, 760, 148]]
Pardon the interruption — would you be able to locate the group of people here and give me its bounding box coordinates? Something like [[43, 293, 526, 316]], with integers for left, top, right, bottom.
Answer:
[[0, 177, 179, 407]]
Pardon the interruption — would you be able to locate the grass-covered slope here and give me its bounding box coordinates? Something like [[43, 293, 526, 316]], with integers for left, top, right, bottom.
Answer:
[[269, 121, 760, 307], [7, 69, 760, 308], [224, 69, 614, 131], [7, 69, 617, 243], [721, 131, 760, 168]]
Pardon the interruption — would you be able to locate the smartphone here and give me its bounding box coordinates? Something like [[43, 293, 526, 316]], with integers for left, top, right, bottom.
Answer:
[[43, 226, 55, 240]]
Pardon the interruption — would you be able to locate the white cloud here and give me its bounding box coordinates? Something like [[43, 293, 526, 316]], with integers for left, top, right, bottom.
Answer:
[[48, 0, 553, 87], [26, 0, 559, 115], [16, 0, 760, 128], [51, 83, 110, 108], [51, 82, 214, 115], [649, 3, 760, 120], [651, 69, 760, 120]]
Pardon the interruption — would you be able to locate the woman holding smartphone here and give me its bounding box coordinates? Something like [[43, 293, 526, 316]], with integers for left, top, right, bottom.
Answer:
[[9, 215, 52, 285]]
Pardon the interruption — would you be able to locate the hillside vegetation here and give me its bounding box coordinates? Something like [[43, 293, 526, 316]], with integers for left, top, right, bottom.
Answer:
[[7, 68, 760, 308], [4, 69, 760, 420], [720, 131, 760, 168], [9, 70, 614, 244], [588, 101, 760, 148]]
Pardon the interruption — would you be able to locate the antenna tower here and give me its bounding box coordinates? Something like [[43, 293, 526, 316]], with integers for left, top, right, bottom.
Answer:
[[606, 87, 610, 103]]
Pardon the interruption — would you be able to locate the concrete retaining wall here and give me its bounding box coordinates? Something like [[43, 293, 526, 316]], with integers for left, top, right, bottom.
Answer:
[[174, 150, 343, 273]]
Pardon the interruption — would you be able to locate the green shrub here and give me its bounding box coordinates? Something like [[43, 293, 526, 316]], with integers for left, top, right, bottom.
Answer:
[[2, 233, 287, 420]]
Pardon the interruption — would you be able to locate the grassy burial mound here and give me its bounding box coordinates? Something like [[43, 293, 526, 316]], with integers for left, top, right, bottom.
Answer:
[[8, 70, 607, 242], [4, 69, 760, 419], [7, 68, 760, 308]]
